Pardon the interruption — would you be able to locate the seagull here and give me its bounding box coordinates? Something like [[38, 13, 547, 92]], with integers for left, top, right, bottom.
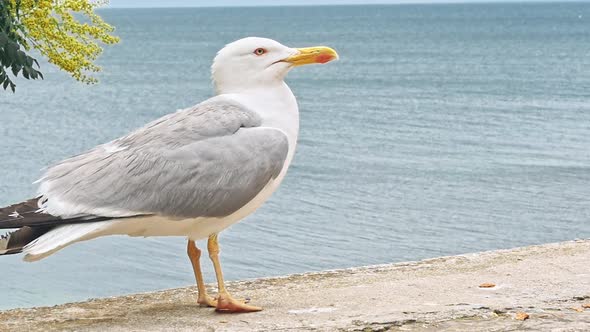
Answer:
[[0, 37, 338, 313]]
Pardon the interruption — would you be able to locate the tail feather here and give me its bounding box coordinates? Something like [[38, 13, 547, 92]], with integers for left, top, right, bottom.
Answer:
[[1, 198, 115, 230], [0, 226, 53, 255], [1, 198, 134, 260], [0, 198, 93, 259], [0, 198, 59, 256]]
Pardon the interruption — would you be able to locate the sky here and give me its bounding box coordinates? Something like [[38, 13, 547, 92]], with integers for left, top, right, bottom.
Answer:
[[107, 0, 583, 8]]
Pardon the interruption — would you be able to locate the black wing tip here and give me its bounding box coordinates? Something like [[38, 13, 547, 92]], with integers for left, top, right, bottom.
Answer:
[[0, 198, 57, 229]]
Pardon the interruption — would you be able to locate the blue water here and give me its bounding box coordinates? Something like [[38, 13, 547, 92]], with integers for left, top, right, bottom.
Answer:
[[1, 2, 590, 310]]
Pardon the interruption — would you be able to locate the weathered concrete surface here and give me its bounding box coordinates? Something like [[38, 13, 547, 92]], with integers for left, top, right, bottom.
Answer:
[[1, 240, 589, 331]]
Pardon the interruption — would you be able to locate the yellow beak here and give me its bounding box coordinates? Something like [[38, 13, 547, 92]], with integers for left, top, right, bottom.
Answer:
[[284, 46, 339, 66]]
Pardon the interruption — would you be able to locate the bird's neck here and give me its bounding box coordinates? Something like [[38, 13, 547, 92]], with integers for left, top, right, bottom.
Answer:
[[221, 81, 299, 153]]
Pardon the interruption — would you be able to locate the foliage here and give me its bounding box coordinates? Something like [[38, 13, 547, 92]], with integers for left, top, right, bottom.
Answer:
[[0, 0, 119, 92], [0, 0, 43, 92]]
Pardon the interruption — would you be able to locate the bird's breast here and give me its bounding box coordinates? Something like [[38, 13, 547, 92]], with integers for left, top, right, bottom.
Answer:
[[225, 84, 300, 143]]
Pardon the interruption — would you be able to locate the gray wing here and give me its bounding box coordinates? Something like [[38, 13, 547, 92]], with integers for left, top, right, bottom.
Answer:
[[36, 97, 289, 219]]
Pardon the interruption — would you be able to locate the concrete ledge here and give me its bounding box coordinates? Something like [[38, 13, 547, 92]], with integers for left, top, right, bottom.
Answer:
[[1, 240, 590, 331]]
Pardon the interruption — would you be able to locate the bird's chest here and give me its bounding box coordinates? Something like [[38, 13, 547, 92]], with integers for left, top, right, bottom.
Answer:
[[227, 90, 299, 143]]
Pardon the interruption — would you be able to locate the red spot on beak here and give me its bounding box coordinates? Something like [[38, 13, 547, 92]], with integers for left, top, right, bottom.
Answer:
[[315, 53, 335, 64]]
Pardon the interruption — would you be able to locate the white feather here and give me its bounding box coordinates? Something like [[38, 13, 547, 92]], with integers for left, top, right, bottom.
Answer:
[[102, 142, 127, 153], [23, 222, 113, 261]]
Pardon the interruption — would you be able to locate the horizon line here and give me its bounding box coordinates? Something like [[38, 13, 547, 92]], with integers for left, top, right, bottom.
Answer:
[[104, 0, 588, 9]]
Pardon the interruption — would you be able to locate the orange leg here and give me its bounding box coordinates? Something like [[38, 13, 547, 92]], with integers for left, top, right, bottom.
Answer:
[[187, 240, 217, 307], [207, 234, 262, 313]]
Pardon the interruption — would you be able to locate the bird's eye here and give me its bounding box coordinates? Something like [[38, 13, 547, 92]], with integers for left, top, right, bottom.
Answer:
[[254, 48, 267, 56]]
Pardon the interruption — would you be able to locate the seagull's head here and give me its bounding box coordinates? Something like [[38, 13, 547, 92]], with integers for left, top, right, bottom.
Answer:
[[211, 37, 338, 94]]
